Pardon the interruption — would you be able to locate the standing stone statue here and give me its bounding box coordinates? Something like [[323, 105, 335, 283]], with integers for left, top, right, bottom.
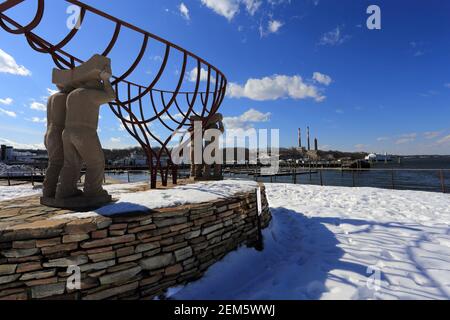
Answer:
[[189, 115, 203, 180], [42, 86, 73, 197], [41, 54, 115, 208], [189, 113, 224, 181], [56, 70, 115, 199], [203, 113, 224, 180]]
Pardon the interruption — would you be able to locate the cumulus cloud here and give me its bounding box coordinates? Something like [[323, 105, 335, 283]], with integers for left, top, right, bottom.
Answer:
[[179, 2, 190, 21], [223, 108, 271, 130], [227, 74, 326, 102], [110, 137, 121, 143], [318, 26, 350, 46], [188, 67, 215, 82], [30, 101, 46, 111], [268, 20, 283, 33], [0, 107, 16, 118], [0, 49, 31, 76], [201, 0, 263, 20], [0, 97, 13, 105], [312, 72, 332, 86], [377, 137, 390, 142], [201, 0, 240, 20]]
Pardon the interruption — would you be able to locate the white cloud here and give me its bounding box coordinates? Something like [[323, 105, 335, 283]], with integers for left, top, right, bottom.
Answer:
[[110, 137, 121, 143], [354, 144, 367, 150], [188, 67, 215, 82], [223, 108, 271, 130], [30, 117, 46, 123], [444, 83, 450, 89], [268, 20, 283, 34], [437, 134, 450, 145], [0, 48, 31, 76], [201, 0, 240, 21], [0, 97, 13, 105], [396, 133, 417, 145], [377, 137, 390, 142], [318, 26, 350, 46], [335, 109, 344, 114], [227, 74, 326, 102], [222, 109, 271, 147], [47, 88, 59, 96], [0, 138, 44, 150], [0, 107, 17, 118], [424, 131, 442, 139], [312, 72, 332, 86], [179, 2, 190, 21], [30, 101, 46, 111], [243, 0, 261, 15]]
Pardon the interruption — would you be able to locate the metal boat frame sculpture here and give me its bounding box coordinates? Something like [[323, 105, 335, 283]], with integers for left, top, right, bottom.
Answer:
[[0, 0, 227, 188]]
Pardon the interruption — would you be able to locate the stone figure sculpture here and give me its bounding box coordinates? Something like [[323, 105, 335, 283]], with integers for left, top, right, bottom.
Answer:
[[203, 113, 224, 180], [42, 86, 73, 198], [189, 113, 224, 180], [41, 54, 115, 209]]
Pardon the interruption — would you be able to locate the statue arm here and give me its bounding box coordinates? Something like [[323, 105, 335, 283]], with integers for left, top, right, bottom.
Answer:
[[94, 71, 116, 104], [102, 77, 116, 101], [218, 121, 225, 134]]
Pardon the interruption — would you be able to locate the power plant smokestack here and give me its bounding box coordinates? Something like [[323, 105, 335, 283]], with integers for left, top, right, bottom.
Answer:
[[307, 127, 311, 151], [314, 138, 318, 151], [298, 128, 302, 148]]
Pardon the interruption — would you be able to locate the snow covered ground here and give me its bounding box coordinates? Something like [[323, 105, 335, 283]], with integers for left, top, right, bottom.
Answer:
[[54, 180, 258, 219], [0, 182, 148, 202], [0, 184, 42, 202], [172, 184, 450, 300], [2, 180, 449, 299]]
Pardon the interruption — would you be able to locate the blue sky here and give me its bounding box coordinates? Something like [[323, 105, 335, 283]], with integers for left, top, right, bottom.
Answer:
[[0, 0, 449, 155]]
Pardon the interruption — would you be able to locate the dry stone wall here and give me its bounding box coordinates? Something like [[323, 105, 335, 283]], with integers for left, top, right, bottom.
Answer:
[[0, 185, 271, 300]]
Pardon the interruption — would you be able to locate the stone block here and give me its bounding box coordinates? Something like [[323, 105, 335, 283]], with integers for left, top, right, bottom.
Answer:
[[52, 54, 112, 87], [139, 253, 173, 270], [31, 282, 66, 299]]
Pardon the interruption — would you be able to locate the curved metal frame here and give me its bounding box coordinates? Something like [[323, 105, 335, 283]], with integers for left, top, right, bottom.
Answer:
[[0, 0, 227, 188]]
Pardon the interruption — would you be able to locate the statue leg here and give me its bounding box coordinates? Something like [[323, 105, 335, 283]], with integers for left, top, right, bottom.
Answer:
[[214, 164, 222, 178], [42, 131, 64, 198], [55, 130, 83, 199], [74, 130, 106, 197]]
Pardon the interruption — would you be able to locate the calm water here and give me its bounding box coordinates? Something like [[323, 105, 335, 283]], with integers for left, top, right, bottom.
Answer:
[[106, 156, 450, 193]]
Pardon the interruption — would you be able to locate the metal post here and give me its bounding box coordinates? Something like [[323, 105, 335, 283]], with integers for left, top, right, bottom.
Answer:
[[439, 170, 446, 193], [391, 170, 395, 190], [31, 169, 34, 186], [127, 171, 130, 183], [320, 170, 323, 186], [7, 172, 10, 186], [352, 170, 355, 187]]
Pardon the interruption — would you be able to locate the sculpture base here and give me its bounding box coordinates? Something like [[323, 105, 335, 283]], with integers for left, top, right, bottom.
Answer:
[[40, 194, 113, 210]]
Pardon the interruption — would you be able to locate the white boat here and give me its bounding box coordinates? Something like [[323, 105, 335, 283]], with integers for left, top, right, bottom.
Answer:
[[365, 153, 392, 162]]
